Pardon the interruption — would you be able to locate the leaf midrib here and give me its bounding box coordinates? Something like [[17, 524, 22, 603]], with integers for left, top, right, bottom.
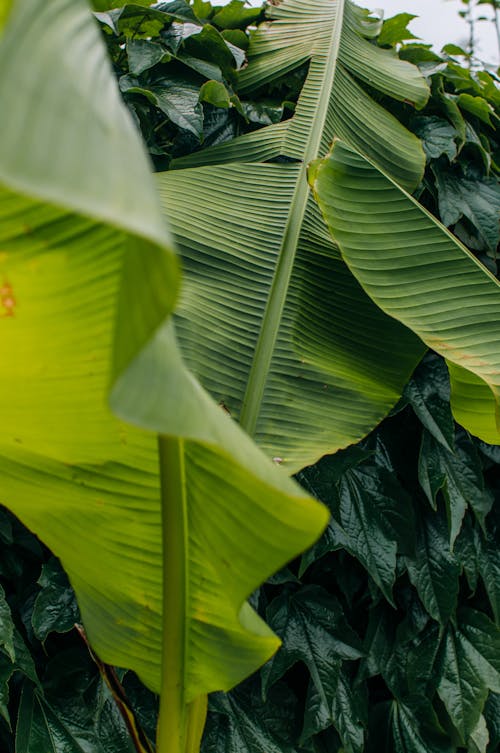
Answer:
[[238, 0, 346, 441]]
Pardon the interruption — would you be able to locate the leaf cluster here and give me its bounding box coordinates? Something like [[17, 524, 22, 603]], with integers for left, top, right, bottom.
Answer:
[[94, 0, 293, 168], [202, 354, 500, 753], [376, 18, 500, 275], [0, 509, 158, 752]]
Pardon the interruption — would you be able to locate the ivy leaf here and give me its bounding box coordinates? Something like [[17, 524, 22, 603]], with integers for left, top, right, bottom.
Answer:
[[358, 603, 395, 685], [211, 0, 262, 30], [378, 14, 418, 47], [457, 94, 495, 126], [337, 464, 415, 603], [127, 38, 166, 76], [418, 430, 492, 546], [432, 164, 500, 254], [199, 79, 230, 108], [203, 680, 302, 753], [262, 586, 363, 701], [437, 609, 500, 744], [161, 21, 202, 55], [240, 100, 284, 126], [221, 29, 249, 51], [0, 654, 14, 725], [406, 621, 442, 698], [297, 448, 370, 574], [120, 73, 204, 137], [404, 355, 455, 451], [0, 625, 40, 723], [298, 447, 372, 499], [483, 693, 500, 751], [45, 671, 138, 753], [464, 122, 492, 174], [384, 598, 434, 698], [0, 585, 15, 663], [176, 51, 223, 82], [454, 516, 479, 593], [477, 528, 500, 624], [405, 510, 460, 625], [31, 558, 80, 643], [367, 697, 454, 753], [16, 684, 88, 753], [154, 0, 200, 24], [412, 115, 458, 162], [468, 714, 489, 753], [0, 508, 13, 546], [97, 5, 171, 38], [183, 23, 238, 80], [301, 670, 367, 753]]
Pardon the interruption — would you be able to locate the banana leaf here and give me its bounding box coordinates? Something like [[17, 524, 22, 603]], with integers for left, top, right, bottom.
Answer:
[[0, 1, 328, 750], [310, 140, 500, 444], [157, 0, 430, 472]]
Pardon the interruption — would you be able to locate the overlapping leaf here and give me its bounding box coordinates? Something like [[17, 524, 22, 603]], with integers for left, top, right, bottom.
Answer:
[[367, 698, 453, 753], [437, 609, 500, 743], [405, 512, 460, 625], [156, 0, 429, 471], [202, 680, 301, 753], [261, 586, 363, 699], [418, 429, 492, 546], [301, 670, 367, 753], [310, 139, 500, 445], [0, 0, 327, 720]]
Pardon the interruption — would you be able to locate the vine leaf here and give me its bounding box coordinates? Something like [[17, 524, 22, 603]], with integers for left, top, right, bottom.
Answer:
[[202, 680, 302, 753], [367, 697, 454, 753], [405, 511, 460, 625], [337, 464, 413, 604], [0, 585, 15, 663], [437, 609, 500, 744], [31, 559, 80, 643], [301, 670, 367, 753], [403, 355, 455, 452], [262, 586, 363, 701], [418, 429, 492, 546]]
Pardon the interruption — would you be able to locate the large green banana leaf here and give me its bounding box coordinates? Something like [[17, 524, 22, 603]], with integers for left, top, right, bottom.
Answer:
[[156, 0, 430, 472], [310, 140, 500, 444], [0, 1, 328, 747]]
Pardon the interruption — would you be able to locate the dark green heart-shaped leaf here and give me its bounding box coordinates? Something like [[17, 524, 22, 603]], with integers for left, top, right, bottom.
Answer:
[[378, 13, 418, 47], [405, 511, 459, 625], [203, 680, 301, 753], [262, 586, 363, 702], [404, 355, 455, 452], [367, 697, 453, 753], [0, 585, 15, 663], [31, 559, 80, 643], [437, 609, 500, 743], [301, 670, 367, 753], [336, 464, 414, 604], [418, 430, 492, 546]]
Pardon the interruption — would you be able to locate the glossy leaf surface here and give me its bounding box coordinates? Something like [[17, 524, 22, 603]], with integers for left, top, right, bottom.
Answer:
[[405, 512, 460, 625], [261, 586, 363, 699], [437, 610, 500, 743]]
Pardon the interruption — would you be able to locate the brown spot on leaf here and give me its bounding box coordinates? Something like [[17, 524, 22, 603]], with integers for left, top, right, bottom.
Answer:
[[0, 280, 16, 317]]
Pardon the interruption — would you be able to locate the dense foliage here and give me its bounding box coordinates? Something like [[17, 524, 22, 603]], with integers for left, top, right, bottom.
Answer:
[[207, 355, 500, 753], [95, 0, 280, 169], [0, 2, 499, 752]]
